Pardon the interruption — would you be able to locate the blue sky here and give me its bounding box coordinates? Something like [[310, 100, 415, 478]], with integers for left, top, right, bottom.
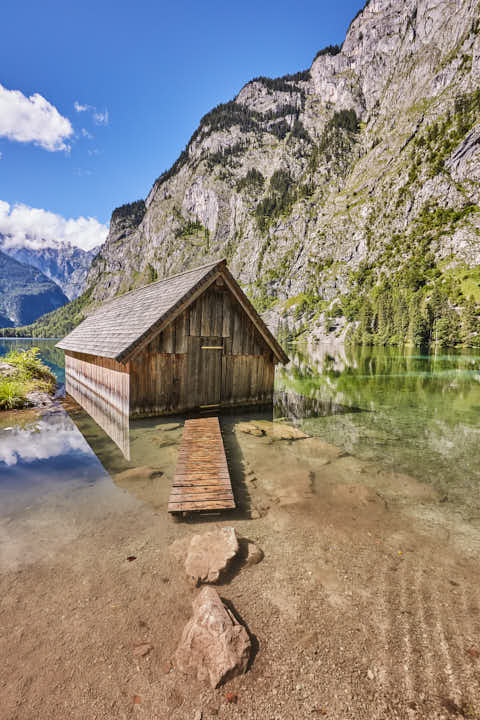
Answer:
[[0, 0, 365, 249]]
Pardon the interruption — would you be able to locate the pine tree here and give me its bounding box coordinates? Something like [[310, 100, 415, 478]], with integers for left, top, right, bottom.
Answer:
[[435, 309, 460, 347], [408, 297, 429, 347], [461, 297, 478, 345], [393, 293, 409, 343], [359, 298, 373, 344]]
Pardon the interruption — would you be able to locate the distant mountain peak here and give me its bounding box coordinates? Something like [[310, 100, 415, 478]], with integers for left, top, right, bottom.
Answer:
[[0, 250, 68, 326], [0, 235, 98, 300]]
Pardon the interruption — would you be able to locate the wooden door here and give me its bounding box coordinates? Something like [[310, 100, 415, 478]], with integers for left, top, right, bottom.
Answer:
[[187, 336, 223, 407]]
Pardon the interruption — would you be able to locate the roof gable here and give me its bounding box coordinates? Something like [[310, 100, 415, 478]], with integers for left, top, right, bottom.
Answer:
[[56, 259, 288, 364], [56, 260, 224, 360]]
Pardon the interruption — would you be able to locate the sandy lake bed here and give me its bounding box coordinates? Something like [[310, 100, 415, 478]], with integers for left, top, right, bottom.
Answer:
[[1, 399, 480, 720]]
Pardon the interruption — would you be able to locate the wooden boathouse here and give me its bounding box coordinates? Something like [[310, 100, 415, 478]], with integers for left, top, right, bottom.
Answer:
[[57, 259, 288, 420]]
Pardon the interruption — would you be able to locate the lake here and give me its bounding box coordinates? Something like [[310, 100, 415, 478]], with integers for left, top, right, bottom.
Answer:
[[1, 337, 479, 525], [2, 338, 480, 719]]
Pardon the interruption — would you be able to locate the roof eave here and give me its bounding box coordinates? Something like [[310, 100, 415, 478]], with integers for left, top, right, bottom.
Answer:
[[218, 267, 289, 365]]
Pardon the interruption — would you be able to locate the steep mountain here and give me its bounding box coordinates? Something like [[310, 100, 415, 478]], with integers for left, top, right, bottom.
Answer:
[[0, 237, 97, 300], [17, 0, 480, 345], [0, 251, 69, 326]]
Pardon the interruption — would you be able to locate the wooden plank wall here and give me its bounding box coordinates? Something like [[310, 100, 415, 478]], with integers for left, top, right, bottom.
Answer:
[[129, 283, 276, 415], [64, 351, 130, 456], [129, 352, 187, 417], [221, 354, 275, 406]]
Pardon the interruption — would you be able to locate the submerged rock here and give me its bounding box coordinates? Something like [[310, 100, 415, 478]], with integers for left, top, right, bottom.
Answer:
[[236, 420, 308, 441], [185, 527, 239, 586], [114, 466, 163, 482], [175, 586, 251, 688], [260, 421, 308, 441], [236, 421, 265, 437], [156, 422, 182, 432], [150, 436, 177, 448]]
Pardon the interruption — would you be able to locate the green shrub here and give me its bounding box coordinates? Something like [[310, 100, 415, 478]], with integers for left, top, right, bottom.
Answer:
[[0, 379, 28, 410], [5, 347, 56, 391]]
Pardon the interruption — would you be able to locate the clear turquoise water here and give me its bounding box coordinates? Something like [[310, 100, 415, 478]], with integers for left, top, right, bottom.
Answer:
[[275, 343, 480, 519], [1, 338, 479, 521]]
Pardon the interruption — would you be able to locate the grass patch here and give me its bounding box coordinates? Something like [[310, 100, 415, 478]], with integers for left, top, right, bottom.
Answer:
[[0, 347, 56, 410], [0, 379, 30, 410]]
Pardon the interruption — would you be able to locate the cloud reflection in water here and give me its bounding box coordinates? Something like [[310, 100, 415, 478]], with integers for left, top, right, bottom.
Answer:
[[0, 412, 95, 468]]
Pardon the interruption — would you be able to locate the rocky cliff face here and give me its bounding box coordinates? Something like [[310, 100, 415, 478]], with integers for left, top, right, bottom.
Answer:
[[0, 237, 97, 300], [87, 0, 480, 343], [0, 251, 68, 326]]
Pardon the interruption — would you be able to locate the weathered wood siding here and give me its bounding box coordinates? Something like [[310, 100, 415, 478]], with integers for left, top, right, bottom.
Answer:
[[129, 283, 276, 416], [64, 351, 130, 455]]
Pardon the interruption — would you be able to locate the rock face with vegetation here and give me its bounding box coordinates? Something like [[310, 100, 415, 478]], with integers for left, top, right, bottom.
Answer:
[[0, 250, 68, 327], [14, 0, 480, 346]]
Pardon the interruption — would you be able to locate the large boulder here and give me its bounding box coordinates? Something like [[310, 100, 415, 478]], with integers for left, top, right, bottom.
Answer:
[[185, 527, 239, 586], [175, 586, 251, 688]]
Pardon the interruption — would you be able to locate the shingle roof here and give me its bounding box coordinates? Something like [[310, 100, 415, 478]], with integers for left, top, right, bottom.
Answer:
[[57, 259, 224, 361]]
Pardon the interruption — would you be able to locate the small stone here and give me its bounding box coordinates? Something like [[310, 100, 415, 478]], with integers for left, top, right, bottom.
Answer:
[[161, 660, 172, 674], [244, 541, 263, 567], [133, 643, 153, 657], [194, 711, 203, 720], [250, 509, 261, 520], [367, 669, 374, 680], [0, 362, 16, 377], [175, 586, 251, 689], [297, 630, 319, 650], [185, 527, 239, 585]]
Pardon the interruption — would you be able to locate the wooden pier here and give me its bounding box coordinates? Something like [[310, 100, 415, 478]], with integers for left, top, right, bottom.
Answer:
[[168, 417, 235, 514]]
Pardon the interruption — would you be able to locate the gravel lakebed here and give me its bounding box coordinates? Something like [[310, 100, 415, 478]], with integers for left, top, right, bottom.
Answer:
[[1, 412, 480, 720]]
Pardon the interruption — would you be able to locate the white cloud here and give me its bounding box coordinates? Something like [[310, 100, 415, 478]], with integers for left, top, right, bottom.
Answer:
[[75, 101, 109, 126], [93, 109, 109, 126], [0, 84, 73, 152], [74, 101, 90, 112], [81, 128, 93, 139], [0, 200, 108, 252]]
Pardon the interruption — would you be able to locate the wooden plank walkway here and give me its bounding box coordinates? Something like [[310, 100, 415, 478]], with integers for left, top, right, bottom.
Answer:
[[168, 416, 235, 513]]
